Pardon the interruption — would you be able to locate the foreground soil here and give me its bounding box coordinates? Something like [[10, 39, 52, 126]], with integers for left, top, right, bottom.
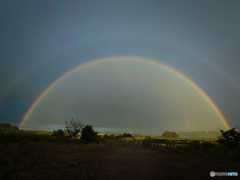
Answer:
[[3, 143, 240, 180]]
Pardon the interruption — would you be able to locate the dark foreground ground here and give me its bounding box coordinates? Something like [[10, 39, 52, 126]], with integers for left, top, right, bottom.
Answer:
[[2, 143, 239, 180]]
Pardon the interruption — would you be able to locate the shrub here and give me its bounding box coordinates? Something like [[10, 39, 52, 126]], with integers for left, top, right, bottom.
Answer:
[[202, 142, 214, 153], [141, 137, 153, 148], [123, 133, 133, 138], [80, 125, 99, 144], [218, 127, 240, 149], [187, 140, 201, 153], [52, 129, 65, 137]]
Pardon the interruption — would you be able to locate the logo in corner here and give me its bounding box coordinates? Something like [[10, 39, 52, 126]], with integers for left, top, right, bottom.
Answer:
[[210, 171, 215, 177]]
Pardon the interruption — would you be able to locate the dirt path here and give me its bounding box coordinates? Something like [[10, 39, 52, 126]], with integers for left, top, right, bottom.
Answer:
[[94, 146, 239, 180], [12, 143, 238, 179]]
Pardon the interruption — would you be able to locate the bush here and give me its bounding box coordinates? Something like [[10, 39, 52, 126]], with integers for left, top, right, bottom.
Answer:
[[52, 129, 65, 137], [187, 141, 201, 153], [202, 142, 214, 153], [123, 133, 133, 138], [141, 138, 153, 148], [218, 127, 240, 149], [80, 125, 99, 144]]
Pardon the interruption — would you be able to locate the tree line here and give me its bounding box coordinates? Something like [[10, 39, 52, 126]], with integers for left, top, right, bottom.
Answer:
[[52, 118, 99, 143]]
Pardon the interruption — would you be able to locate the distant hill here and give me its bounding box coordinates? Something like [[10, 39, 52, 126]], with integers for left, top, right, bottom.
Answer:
[[177, 131, 221, 140], [0, 123, 53, 135], [0, 123, 19, 133], [20, 130, 53, 135]]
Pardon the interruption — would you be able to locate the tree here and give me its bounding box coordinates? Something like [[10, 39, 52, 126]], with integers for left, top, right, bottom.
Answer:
[[218, 127, 240, 149], [162, 131, 179, 139], [52, 129, 65, 136], [65, 118, 84, 138], [123, 133, 133, 138], [80, 125, 99, 143]]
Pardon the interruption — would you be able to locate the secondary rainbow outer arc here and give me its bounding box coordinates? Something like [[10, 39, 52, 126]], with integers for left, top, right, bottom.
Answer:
[[19, 56, 231, 130]]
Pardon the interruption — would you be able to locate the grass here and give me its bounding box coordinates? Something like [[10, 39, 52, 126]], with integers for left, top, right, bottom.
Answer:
[[0, 141, 98, 180], [1, 131, 239, 179], [102, 138, 140, 147], [134, 137, 145, 141], [141, 138, 240, 160]]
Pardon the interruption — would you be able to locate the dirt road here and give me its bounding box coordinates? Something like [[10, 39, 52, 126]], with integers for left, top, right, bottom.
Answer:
[[10, 143, 239, 180], [93, 145, 239, 180]]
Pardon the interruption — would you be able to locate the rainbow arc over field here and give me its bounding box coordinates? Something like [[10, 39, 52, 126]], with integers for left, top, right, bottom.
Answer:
[[19, 56, 231, 130]]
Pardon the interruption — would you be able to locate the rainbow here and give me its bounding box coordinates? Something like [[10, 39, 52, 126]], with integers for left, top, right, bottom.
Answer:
[[19, 56, 231, 130]]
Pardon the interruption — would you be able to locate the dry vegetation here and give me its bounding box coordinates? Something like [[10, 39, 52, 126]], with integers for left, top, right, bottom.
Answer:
[[0, 138, 239, 179], [0, 123, 239, 179]]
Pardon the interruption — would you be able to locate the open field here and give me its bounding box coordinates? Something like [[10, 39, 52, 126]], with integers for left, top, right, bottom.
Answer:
[[1, 141, 239, 180], [1, 124, 239, 179]]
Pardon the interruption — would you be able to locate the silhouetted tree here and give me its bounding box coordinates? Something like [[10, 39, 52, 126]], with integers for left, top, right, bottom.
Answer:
[[52, 129, 65, 136], [218, 127, 240, 149], [65, 118, 84, 138], [80, 125, 99, 143], [162, 131, 179, 139], [123, 133, 133, 138]]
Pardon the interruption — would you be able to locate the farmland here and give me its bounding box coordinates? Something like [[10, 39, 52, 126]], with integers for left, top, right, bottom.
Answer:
[[1, 130, 240, 179]]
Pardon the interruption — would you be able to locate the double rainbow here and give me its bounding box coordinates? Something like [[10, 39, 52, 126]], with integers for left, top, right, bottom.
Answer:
[[19, 56, 231, 130]]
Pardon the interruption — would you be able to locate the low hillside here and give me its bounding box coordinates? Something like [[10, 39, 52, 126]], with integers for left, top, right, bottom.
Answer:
[[0, 123, 19, 133]]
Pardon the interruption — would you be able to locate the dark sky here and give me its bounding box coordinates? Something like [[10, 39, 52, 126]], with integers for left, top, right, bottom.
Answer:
[[1, 0, 240, 134]]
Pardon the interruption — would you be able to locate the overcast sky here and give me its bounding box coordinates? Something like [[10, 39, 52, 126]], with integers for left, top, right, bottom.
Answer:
[[0, 0, 240, 134]]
